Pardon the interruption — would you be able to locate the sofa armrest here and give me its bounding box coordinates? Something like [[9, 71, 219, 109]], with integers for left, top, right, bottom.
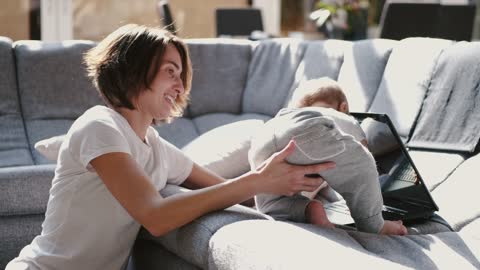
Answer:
[[0, 164, 55, 216], [136, 184, 271, 269], [209, 220, 480, 269]]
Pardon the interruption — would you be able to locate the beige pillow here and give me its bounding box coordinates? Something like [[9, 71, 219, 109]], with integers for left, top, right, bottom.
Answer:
[[34, 134, 66, 161], [182, 119, 265, 179]]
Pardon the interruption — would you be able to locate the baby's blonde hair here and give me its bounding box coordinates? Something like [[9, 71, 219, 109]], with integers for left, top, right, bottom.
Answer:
[[289, 77, 347, 110]]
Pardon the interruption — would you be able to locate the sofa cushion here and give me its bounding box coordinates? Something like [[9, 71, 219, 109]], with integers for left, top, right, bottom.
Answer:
[[26, 119, 74, 164], [243, 39, 307, 116], [432, 153, 480, 231], [192, 112, 269, 134], [368, 38, 454, 138], [139, 184, 270, 269], [209, 220, 480, 270], [154, 117, 199, 149], [337, 39, 396, 112], [0, 164, 54, 216], [34, 134, 65, 162], [0, 37, 33, 167], [182, 119, 264, 179], [154, 113, 270, 149], [14, 40, 101, 164], [294, 39, 350, 84], [186, 39, 252, 117], [457, 228, 480, 265], [460, 218, 480, 237], [408, 150, 465, 191], [283, 39, 351, 107]]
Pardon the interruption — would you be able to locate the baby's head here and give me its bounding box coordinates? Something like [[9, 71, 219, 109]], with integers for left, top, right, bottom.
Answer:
[[289, 77, 349, 113]]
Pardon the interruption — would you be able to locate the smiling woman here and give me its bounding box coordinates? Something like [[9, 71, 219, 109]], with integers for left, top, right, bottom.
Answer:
[[83, 24, 192, 125], [5, 24, 334, 270]]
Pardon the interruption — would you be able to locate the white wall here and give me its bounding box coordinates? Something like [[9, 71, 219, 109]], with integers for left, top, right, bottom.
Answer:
[[41, 0, 73, 41], [253, 0, 281, 36]]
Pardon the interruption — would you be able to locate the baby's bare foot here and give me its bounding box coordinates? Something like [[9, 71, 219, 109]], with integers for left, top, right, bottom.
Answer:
[[306, 200, 335, 229], [380, 220, 408, 235], [316, 217, 335, 229]]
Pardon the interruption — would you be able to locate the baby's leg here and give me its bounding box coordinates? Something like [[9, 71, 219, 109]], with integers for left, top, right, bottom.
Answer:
[[320, 139, 386, 233], [305, 199, 335, 228], [317, 141, 407, 235], [282, 122, 385, 233]]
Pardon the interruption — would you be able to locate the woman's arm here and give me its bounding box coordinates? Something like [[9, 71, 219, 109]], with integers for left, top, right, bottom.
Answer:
[[182, 164, 255, 207], [181, 163, 225, 190], [90, 140, 334, 237]]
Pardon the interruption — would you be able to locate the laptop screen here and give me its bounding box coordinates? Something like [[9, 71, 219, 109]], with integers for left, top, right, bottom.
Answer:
[[351, 113, 438, 212]]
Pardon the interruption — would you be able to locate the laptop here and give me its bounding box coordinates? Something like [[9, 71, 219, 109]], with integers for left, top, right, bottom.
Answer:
[[321, 112, 439, 226]]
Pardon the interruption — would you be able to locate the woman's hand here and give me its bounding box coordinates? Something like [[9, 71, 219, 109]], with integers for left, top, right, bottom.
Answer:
[[252, 140, 336, 196]]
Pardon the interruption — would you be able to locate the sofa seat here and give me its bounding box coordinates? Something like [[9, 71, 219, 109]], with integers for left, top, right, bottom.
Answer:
[[431, 153, 480, 231], [408, 150, 466, 191]]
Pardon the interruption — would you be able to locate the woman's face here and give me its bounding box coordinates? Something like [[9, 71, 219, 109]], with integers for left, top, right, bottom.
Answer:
[[135, 44, 184, 121]]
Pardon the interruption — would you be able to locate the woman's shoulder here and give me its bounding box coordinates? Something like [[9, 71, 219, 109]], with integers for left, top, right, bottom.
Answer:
[[73, 106, 122, 128], [146, 126, 170, 147], [80, 105, 118, 122], [67, 105, 127, 139]]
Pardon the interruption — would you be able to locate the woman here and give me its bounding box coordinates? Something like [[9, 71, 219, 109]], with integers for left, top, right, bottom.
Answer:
[[6, 24, 334, 270]]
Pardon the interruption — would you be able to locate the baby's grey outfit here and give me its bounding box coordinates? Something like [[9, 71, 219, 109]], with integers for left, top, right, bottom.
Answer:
[[249, 107, 384, 233]]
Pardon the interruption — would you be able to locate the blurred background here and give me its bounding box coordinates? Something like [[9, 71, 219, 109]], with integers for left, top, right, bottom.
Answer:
[[1, 0, 479, 42]]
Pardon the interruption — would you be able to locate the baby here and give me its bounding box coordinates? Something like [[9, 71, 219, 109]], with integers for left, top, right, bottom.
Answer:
[[249, 77, 407, 235]]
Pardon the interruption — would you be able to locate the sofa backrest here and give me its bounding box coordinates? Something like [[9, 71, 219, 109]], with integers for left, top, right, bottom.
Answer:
[[0, 37, 34, 167], [187, 39, 252, 117], [242, 38, 307, 116], [368, 38, 453, 138], [337, 39, 396, 112], [2, 36, 479, 168], [283, 39, 349, 110], [14, 40, 101, 164]]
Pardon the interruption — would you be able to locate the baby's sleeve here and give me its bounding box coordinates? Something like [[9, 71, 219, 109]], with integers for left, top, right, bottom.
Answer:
[[69, 120, 131, 170], [350, 120, 367, 142], [334, 115, 366, 142]]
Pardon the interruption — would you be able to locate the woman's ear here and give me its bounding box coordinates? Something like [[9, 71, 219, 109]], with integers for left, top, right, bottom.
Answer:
[[339, 101, 349, 113]]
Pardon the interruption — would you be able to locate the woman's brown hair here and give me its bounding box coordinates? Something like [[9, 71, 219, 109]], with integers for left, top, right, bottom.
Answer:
[[84, 24, 192, 122]]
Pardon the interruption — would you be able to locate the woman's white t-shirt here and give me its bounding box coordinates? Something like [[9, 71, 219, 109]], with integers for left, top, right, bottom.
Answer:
[[7, 105, 193, 270]]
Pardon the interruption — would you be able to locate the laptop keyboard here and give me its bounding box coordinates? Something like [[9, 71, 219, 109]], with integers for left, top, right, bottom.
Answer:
[[392, 159, 418, 184]]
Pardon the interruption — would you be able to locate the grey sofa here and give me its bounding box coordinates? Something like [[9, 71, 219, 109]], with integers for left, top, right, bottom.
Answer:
[[1, 35, 480, 269]]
